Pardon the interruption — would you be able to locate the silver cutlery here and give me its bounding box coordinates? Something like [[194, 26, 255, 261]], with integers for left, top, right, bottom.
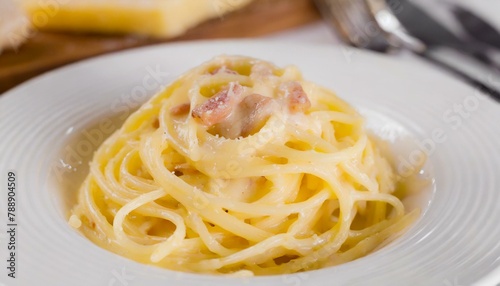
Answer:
[[391, 0, 500, 72], [451, 4, 500, 50], [314, 0, 500, 102]]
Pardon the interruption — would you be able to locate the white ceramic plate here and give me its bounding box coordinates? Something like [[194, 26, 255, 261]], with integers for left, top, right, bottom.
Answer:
[[1, 40, 500, 286]]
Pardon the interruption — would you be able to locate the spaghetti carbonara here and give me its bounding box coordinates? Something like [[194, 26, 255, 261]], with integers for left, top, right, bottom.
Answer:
[[69, 56, 419, 275]]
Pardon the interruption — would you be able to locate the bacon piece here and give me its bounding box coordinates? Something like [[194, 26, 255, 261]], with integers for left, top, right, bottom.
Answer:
[[192, 82, 244, 126], [279, 81, 311, 113], [170, 103, 191, 116], [174, 163, 197, 176], [210, 66, 238, 75], [210, 93, 277, 139], [240, 94, 276, 137], [152, 118, 160, 128]]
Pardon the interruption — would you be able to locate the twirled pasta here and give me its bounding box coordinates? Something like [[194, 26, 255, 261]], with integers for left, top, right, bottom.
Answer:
[[69, 56, 419, 275]]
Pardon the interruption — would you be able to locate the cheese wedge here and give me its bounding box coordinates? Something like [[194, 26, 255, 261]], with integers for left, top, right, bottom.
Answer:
[[0, 0, 31, 53], [18, 0, 253, 38]]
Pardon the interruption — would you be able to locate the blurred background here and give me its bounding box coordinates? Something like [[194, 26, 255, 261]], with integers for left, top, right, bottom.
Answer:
[[1, 0, 500, 96]]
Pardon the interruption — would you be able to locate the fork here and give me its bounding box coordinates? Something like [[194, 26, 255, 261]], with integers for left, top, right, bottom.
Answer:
[[451, 4, 500, 50], [313, 0, 500, 102]]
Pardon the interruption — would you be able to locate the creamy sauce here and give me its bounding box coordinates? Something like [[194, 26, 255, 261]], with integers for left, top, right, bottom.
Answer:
[[51, 111, 133, 215]]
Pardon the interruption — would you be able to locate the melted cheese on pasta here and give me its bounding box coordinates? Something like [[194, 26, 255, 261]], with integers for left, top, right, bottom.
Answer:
[[69, 56, 419, 275]]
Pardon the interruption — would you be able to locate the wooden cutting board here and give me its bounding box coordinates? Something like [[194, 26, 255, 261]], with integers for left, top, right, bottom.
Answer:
[[0, 0, 321, 93]]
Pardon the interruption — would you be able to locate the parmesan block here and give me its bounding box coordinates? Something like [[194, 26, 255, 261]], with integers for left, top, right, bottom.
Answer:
[[19, 0, 253, 38]]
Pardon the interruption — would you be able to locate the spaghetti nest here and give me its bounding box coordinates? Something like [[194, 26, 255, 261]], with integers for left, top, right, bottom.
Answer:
[[70, 56, 418, 275]]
